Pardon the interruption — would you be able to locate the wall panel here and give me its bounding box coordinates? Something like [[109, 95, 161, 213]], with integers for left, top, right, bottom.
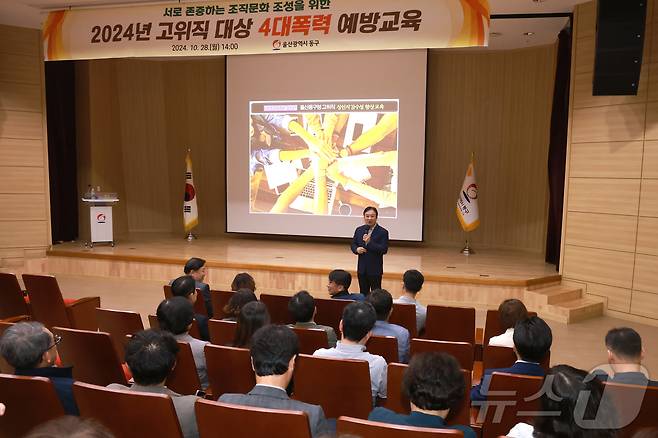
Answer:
[[569, 141, 643, 178], [637, 216, 658, 256], [572, 104, 646, 143], [564, 212, 637, 253], [562, 245, 635, 289], [567, 178, 640, 215]]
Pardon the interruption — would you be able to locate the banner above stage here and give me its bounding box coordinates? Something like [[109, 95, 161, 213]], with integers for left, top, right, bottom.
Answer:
[[43, 0, 489, 61]]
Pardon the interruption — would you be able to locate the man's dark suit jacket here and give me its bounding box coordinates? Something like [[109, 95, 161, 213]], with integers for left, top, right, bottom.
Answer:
[[219, 385, 331, 437], [351, 224, 389, 275], [195, 280, 213, 318], [470, 361, 545, 402], [368, 408, 476, 438]]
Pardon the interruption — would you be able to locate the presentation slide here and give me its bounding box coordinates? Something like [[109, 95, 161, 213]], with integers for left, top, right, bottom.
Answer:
[[227, 50, 426, 240]]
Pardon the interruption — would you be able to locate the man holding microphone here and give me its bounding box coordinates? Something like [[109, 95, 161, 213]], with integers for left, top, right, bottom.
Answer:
[[351, 206, 389, 295]]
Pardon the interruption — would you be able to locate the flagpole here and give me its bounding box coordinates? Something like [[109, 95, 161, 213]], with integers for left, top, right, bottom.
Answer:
[[461, 152, 476, 255]]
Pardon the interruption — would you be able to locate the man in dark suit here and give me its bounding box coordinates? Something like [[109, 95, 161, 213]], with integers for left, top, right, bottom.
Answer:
[[219, 325, 331, 437], [351, 206, 389, 295], [171, 275, 209, 341], [183, 257, 213, 318], [593, 327, 658, 387], [471, 316, 552, 402]]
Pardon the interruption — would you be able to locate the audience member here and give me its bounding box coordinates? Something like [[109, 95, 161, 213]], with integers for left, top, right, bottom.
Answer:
[[219, 325, 331, 437], [108, 329, 199, 438], [369, 352, 475, 438], [288, 290, 337, 348], [393, 269, 426, 333], [183, 257, 213, 318], [596, 327, 657, 387], [367, 289, 410, 363], [489, 299, 528, 348], [313, 301, 387, 402], [327, 269, 364, 301], [233, 301, 270, 348], [231, 272, 256, 292], [0, 321, 79, 415], [471, 316, 552, 402], [24, 416, 114, 438], [170, 275, 209, 341], [222, 289, 258, 322], [507, 365, 617, 438], [157, 297, 208, 389]]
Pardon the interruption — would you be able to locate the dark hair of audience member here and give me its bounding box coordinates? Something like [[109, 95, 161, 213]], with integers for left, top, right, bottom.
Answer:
[[183, 257, 206, 274], [170, 275, 196, 298], [513, 316, 552, 362], [533, 365, 617, 438], [124, 329, 179, 386], [288, 290, 315, 323], [403, 352, 464, 412], [250, 325, 299, 377], [498, 298, 529, 330], [403, 269, 424, 294], [223, 288, 258, 318], [230, 272, 256, 292], [328, 269, 352, 291], [605, 327, 642, 359], [341, 302, 376, 342], [233, 301, 270, 348], [0, 321, 50, 370], [363, 206, 378, 217], [24, 416, 115, 438], [156, 297, 194, 335], [366, 289, 393, 321]]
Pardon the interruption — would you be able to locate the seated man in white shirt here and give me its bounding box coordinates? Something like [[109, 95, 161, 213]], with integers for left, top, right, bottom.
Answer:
[[394, 269, 426, 333], [488, 298, 528, 348], [313, 301, 387, 403]]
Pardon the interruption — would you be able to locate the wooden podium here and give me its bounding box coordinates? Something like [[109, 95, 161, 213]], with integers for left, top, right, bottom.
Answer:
[[82, 194, 119, 247]]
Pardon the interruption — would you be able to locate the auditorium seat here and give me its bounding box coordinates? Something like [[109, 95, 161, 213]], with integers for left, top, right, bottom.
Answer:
[[73, 381, 184, 438], [337, 416, 464, 437], [196, 399, 312, 438], [52, 326, 128, 386], [164, 284, 207, 316], [473, 372, 543, 438], [292, 327, 329, 354], [210, 289, 235, 320], [482, 345, 550, 373], [0, 273, 30, 320], [204, 344, 255, 399], [150, 314, 202, 340], [166, 341, 203, 396], [389, 302, 418, 338], [367, 335, 399, 363], [424, 305, 475, 345], [410, 339, 474, 371], [604, 381, 658, 438], [0, 374, 66, 438], [95, 308, 145, 361], [208, 318, 237, 346], [314, 297, 349, 335], [293, 354, 372, 419], [260, 293, 293, 324], [22, 274, 100, 330]]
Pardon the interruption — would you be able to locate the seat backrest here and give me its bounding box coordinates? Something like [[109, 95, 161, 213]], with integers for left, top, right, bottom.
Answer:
[[410, 339, 474, 371], [150, 314, 202, 340], [0, 273, 29, 319], [424, 305, 475, 344], [446, 370, 471, 427], [0, 322, 15, 373], [52, 326, 128, 386], [314, 298, 349, 335], [95, 308, 144, 362], [293, 354, 372, 419], [22, 274, 71, 328], [477, 372, 543, 438], [259, 293, 293, 324], [166, 341, 202, 395], [337, 416, 464, 437], [73, 381, 184, 438], [482, 310, 537, 346], [208, 319, 237, 346], [149, 314, 159, 329], [367, 335, 398, 363], [292, 327, 329, 355], [163, 284, 174, 299], [389, 302, 417, 338], [165, 285, 208, 317], [210, 290, 235, 320], [483, 345, 550, 372], [604, 381, 658, 438], [196, 399, 312, 438], [0, 374, 66, 438], [204, 344, 255, 398]]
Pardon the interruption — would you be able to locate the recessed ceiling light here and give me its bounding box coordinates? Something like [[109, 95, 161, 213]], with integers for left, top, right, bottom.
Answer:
[[490, 32, 503, 37], [523, 32, 535, 36]]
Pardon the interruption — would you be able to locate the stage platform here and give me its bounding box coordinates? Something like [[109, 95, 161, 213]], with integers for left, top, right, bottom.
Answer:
[[43, 233, 603, 323]]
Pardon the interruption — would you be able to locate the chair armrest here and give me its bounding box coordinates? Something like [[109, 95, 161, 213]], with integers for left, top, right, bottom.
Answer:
[[1, 314, 31, 323], [65, 297, 101, 330]]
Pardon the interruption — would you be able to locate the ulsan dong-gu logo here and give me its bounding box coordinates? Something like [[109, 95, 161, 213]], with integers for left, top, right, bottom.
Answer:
[[272, 39, 281, 50], [96, 213, 106, 224], [464, 183, 478, 202]]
